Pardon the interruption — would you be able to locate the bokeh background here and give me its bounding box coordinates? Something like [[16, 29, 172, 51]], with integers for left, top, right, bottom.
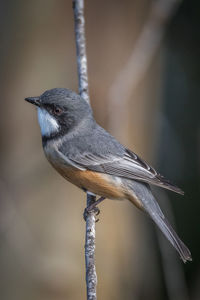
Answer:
[[0, 0, 199, 299]]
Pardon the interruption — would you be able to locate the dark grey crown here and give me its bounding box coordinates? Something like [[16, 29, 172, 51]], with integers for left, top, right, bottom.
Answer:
[[41, 88, 88, 107]]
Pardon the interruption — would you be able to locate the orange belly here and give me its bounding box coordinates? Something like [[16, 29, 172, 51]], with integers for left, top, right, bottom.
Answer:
[[51, 164, 143, 209], [50, 160, 126, 199], [45, 148, 143, 208]]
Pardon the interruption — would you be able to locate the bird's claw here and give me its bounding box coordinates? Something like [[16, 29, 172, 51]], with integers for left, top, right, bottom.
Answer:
[[83, 206, 100, 222]]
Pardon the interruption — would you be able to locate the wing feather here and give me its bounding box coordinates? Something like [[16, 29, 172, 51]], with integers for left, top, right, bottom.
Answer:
[[65, 147, 184, 195]]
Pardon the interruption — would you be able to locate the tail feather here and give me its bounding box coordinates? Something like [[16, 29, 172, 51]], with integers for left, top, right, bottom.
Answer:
[[147, 207, 192, 263], [128, 182, 192, 263]]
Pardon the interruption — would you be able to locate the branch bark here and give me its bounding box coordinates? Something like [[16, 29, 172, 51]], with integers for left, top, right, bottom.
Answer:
[[73, 1, 97, 299], [73, 0, 90, 103]]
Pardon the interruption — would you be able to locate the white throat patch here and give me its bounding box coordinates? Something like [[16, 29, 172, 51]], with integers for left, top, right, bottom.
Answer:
[[37, 108, 59, 136]]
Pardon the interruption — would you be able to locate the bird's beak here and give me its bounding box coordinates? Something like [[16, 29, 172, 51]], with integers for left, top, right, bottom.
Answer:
[[25, 96, 41, 107]]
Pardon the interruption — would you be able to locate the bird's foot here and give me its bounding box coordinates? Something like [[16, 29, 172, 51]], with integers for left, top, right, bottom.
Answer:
[[83, 196, 105, 222], [83, 206, 100, 222]]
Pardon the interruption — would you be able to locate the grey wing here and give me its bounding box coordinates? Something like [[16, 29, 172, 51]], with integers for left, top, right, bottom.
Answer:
[[59, 144, 184, 195]]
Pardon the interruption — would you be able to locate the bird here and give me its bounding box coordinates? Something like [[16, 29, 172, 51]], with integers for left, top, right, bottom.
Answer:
[[25, 87, 192, 263]]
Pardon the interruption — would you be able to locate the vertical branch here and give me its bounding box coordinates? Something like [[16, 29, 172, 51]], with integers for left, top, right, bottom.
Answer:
[[73, 0, 90, 103], [73, 1, 97, 299], [85, 194, 98, 300]]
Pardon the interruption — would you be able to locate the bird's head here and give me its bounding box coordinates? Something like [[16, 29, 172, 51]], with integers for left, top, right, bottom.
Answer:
[[25, 88, 93, 138]]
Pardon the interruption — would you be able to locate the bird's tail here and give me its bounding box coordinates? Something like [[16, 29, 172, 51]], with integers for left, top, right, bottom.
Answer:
[[128, 182, 192, 263]]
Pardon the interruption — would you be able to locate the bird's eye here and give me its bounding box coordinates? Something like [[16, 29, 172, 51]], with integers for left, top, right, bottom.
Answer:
[[53, 107, 63, 115]]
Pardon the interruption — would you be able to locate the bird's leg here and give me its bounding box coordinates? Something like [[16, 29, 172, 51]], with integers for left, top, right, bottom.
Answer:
[[83, 196, 106, 221], [87, 196, 106, 211]]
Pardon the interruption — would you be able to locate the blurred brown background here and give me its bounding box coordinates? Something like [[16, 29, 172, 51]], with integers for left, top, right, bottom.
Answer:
[[0, 0, 199, 299]]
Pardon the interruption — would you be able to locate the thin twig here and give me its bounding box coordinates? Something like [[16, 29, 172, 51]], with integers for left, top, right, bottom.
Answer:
[[85, 194, 98, 300], [73, 0, 90, 103], [73, 1, 97, 299]]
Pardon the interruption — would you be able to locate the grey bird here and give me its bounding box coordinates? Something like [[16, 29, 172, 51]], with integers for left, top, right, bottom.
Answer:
[[25, 88, 192, 263]]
